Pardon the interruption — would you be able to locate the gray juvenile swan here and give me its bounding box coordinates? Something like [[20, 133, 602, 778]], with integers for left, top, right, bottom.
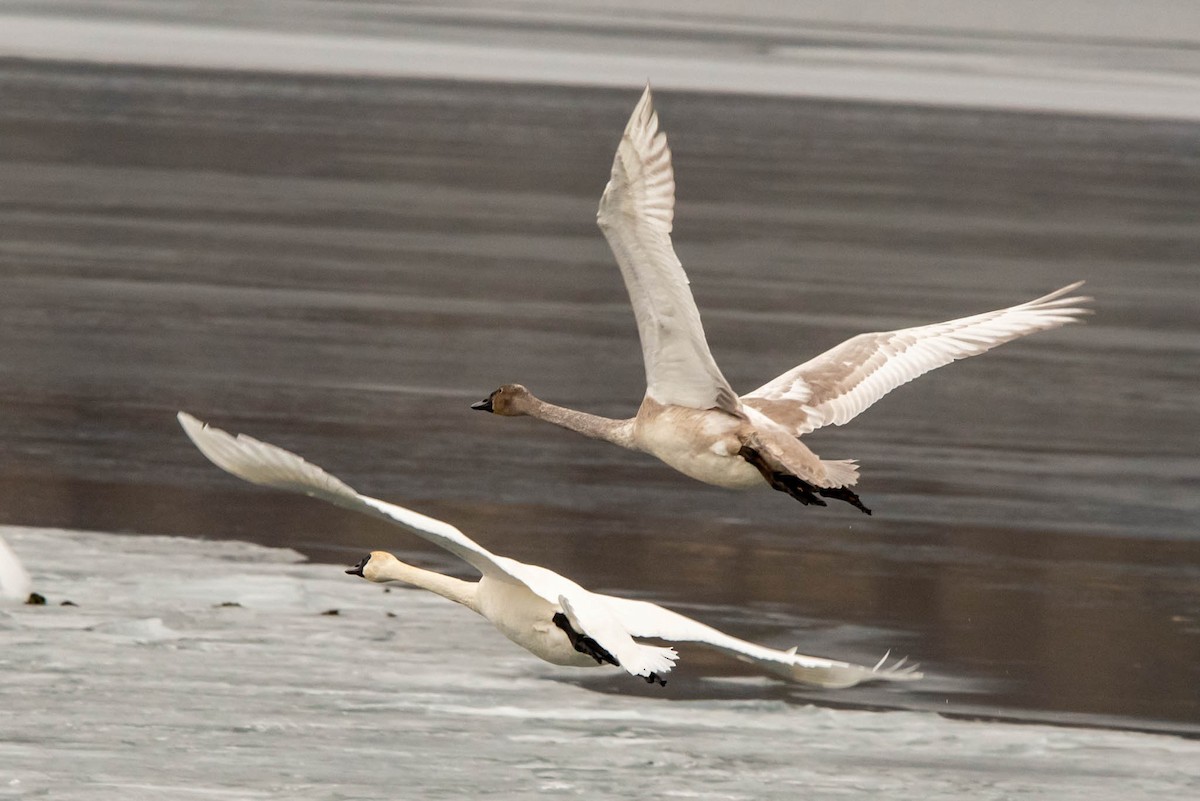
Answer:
[[178, 411, 921, 688], [474, 86, 1090, 514]]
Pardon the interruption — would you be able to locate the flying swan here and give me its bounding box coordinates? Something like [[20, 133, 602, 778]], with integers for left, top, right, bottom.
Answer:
[[178, 411, 921, 688], [473, 86, 1091, 514]]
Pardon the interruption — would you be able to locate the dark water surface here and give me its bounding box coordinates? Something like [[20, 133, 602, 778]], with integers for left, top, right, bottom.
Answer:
[[1, 60, 1197, 733]]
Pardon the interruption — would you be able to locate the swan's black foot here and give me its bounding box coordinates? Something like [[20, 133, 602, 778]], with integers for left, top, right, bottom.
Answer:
[[553, 613, 667, 687], [739, 445, 871, 513], [737, 445, 826, 507], [775, 473, 828, 507], [553, 612, 619, 667], [817, 485, 872, 515]]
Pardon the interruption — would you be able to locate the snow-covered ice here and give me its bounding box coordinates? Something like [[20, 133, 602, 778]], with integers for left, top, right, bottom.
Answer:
[[2, 5, 1200, 121], [1, 525, 1196, 800]]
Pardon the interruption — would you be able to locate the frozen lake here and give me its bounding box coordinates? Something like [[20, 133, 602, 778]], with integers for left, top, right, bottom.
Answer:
[[3, 525, 1199, 800], [3, 0, 1200, 119]]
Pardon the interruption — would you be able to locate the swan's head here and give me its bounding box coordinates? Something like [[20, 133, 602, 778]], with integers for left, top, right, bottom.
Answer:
[[345, 551, 401, 583], [471, 384, 533, 416]]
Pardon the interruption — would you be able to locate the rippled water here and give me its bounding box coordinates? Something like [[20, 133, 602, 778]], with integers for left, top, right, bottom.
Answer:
[[0, 4, 1198, 744]]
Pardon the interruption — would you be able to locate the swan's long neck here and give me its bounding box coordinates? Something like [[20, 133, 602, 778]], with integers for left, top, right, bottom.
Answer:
[[375, 562, 481, 612], [525, 397, 636, 449]]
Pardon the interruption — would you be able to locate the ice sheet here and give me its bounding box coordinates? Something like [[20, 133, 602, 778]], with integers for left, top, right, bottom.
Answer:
[[1, 5, 1199, 120], [2, 526, 1196, 800]]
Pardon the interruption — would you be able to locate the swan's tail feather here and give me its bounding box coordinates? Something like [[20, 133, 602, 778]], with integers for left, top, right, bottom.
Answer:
[[820, 459, 860, 488], [633, 644, 679, 685]]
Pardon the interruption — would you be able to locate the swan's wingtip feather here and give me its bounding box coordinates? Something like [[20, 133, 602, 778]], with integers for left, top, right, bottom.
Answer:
[[1031, 280, 1092, 308], [638, 82, 654, 107], [625, 83, 661, 139], [787, 649, 924, 688], [177, 410, 203, 434], [874, 652, 924, 682], [177, 410, 228, 453]]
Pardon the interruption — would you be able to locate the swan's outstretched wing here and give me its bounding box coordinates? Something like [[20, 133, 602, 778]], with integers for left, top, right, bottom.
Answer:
[[743, 283, 1091, 435], [0, 534, 32, 602], [178, 412, 508, 577], [597, 85, 741, 416], [601, 595, 922, 689]]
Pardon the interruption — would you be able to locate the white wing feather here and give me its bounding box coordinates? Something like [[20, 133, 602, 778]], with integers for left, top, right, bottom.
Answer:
[[744, 282, 1091, 435], [178, 412, 507, 577], [601, 595, 921, 689], [597, 85, 741, 415]]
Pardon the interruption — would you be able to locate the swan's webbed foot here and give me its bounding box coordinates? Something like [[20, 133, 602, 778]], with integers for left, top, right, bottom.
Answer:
[[643, 672, 667, 686], [817, 485, 872, 515], [553, 612, 619, 668], [738, 445, 871, 514], [737, 445, 826, 507]]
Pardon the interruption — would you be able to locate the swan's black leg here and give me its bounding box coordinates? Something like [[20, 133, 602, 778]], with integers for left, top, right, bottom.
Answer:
[[553, 613, 667, 686], [737, 445, 826, 507], [553, 612, 619, 667], [817, 485, 872, 516], [738, 445, 871, 514]]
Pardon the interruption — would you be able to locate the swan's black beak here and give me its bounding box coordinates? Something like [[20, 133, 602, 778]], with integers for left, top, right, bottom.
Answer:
[[470, 396, 493, 413], [345, 555, 369, 577]]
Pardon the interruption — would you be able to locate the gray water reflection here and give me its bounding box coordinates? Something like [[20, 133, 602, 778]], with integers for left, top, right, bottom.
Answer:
[[0, 61, 1197, 732]]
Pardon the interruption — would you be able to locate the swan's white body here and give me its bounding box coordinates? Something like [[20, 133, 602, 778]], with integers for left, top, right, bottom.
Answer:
[[0, 534, 32, 602], [179, 411, 920, 688], [478, 86, 1090, 510], [471, 573, 596, 668]]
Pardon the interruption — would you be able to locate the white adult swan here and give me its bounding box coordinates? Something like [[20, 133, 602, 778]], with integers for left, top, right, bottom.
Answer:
[[178, 411, 921, 688], [473, 86, 1090, 514]]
